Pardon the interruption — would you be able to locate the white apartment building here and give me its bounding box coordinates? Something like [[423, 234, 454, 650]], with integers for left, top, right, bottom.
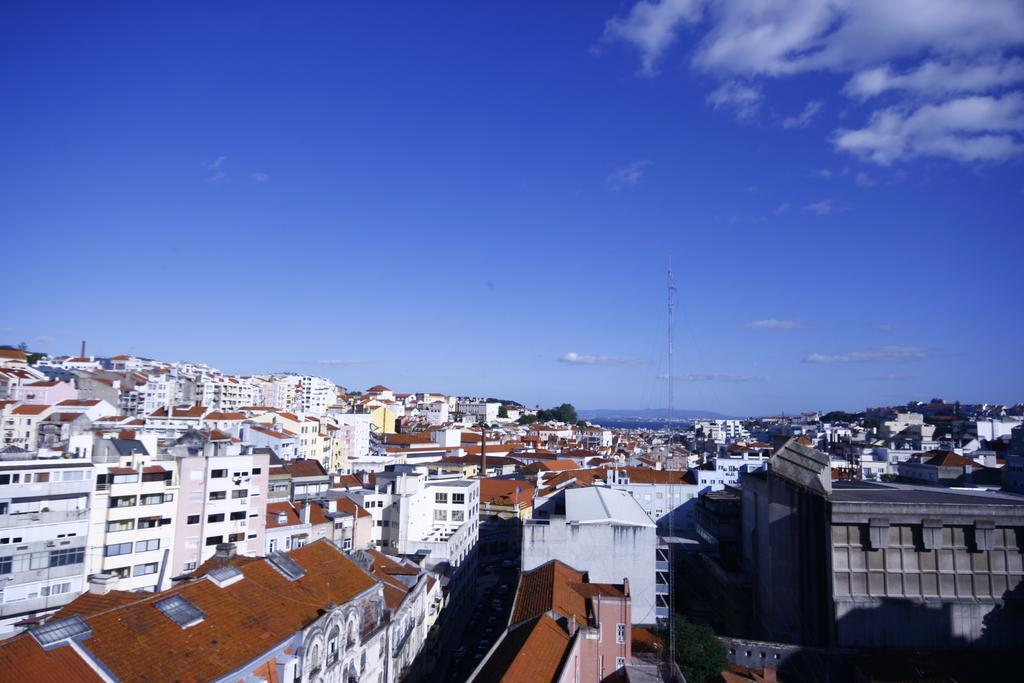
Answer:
[[165, 432, 269, 576], [455, 398, 499, 425], [695, 419, 749, 444], [0, 452, 93, 635], [2, 404, 54, 450], [88, 437, 180, 592], [296, 375, 336, 416], [195, 375, 259, 412], [332, 412, 374, 462]]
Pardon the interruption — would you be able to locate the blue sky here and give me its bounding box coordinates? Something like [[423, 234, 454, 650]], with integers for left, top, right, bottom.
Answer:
[[3, 1, 1023, 416]]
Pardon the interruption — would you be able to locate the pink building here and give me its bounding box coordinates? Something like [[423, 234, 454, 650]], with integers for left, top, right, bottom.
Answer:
[[11, 379, 77, 405], [166, 430, 270, 575], [471, 559, 633, 682]]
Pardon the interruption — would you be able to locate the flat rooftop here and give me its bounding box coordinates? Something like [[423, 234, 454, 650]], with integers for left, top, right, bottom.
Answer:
[[830, 480, 1024, 506]]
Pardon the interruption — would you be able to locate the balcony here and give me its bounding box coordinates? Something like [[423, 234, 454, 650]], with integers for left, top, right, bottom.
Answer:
[[0, 508, 89, 528]]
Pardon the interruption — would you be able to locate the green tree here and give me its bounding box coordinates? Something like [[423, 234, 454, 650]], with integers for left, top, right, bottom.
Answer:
[[497, 404, 508, 419], [516, 414, 538, 425], [674, 615, 726, 683]]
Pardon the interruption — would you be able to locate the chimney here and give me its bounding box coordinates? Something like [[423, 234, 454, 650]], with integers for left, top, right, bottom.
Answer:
[[622, 577, 630, 598], [214, 542, 237, 561], [89, 573, 118, 595], [301, 503, 311, 524], [80, 340, 86, 358]]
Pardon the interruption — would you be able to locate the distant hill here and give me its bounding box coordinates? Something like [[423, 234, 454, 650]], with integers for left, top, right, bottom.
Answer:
[[579, 407, 733, 420]]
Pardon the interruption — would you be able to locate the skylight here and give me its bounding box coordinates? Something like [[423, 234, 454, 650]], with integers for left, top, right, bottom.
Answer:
[[206, 565, 244, 588], [154, 594, 205, 628], [30, 616, 91, 649], [267, 550, 305, 580]]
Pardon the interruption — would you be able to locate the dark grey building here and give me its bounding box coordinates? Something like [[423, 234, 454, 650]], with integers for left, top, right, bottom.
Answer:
[[742, 438, 1024, 650]]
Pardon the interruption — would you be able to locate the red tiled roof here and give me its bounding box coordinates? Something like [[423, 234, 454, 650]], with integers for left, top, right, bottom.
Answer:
[[12, 404, 51, 415], [511, 560, 588, 625], [282, 459, 328, 478], [474, 615, 572, 683]]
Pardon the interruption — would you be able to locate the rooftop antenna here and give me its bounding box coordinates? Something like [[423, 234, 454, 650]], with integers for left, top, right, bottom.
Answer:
[[666, 261, 678, 676]]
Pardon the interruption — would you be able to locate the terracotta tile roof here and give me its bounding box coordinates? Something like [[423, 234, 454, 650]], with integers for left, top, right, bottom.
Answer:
[[57, 399, 101, 407], [478, 478, 535, 505], [474, 615, 572, 683], [334, 497, 370, 519], [0, 541, 379, 683], [282, 459, 328, 478], [510, 560, 588, 625], [203, 411, 246, 421], [920, 450, 979, 468], [0, 626, 102, 682], [0, 349, 28, 362], [525, 460, 577, 472], [12, 403, 51, 415], [361, 550, 418, 610], [333, 474, 363, 489], [266, 502, 303, 528]]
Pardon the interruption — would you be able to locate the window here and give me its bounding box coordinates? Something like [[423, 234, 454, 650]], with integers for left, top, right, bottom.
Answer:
[[0, 557, 11, 574], [231, 489, 247, 499], [205, 535, 223, 546], [140, 493, 166, 506], [107, 519, 134, 533], [343, 538, 352, 550], [109, 566, 130, 578], [0, 475, 8, 485], [228, 532, 244, 542], [49, 548, 85, 567], [452, 493, 465, 505], [183, 561, 197, 572], [105, 542, 133, 557], [136, 539, 160, 552], [137, 517, 161, 529], [111, 472, 137, 484], [187, 515, 200, 525], [230, 511, 246, 521], [252, 467, 262, 475], [35, 472, 50, 483], [434, 492, 448, 504], [616, 657, 626, 670], [616, 623, 626, 644], [62, 470, 86, 482], [208, 513, 225, 523], [134, 563, 158, 576], [211, 469, 227, 478], [209, 491, 226, 500], [41, 582, 70, 597], [452, 510, 465, 522], [110, 496, 136, 508], [433, 509, 447, 522]]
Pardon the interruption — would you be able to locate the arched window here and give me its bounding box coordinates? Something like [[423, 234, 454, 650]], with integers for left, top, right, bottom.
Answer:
[[347, 619, 357, 648], [327, 624, 340, 665]]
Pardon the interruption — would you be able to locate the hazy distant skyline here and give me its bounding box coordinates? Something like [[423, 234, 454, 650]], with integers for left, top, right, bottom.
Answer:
[[3, 2, 1022, 415]]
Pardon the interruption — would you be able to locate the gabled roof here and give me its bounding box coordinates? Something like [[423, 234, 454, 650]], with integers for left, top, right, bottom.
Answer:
[[0, 541, 379, 683], [281, 459, 328, 478], [920, 450, 978, 468], [473, 615, 573, 683], [12, 403, 51, 416], [510, 560, 589, 625]]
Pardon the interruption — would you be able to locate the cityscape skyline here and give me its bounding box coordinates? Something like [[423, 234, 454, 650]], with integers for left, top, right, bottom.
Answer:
[[4, 1, 1022, 416]]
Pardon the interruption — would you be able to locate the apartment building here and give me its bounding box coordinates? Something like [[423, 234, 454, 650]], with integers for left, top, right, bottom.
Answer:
[[471, 560, 633, 682], [0, 451, 93, 635], [525, 486, 660, 624], [87, 437, 179, 592], [2, 403, 54, 450], [165, 430, 269, 575]]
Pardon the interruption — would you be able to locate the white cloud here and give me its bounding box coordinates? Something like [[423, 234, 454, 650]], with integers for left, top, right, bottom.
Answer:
[[816, 168, 833, 178], [845, 58, 1024, 100], [782, 100, 824, 128], [602, 0, 703, 76], [33, 336, 55, 343], [560, 352, 649, 366], [834, 93, 1024, 164], [251, 172, 270, 183], [773, 202, 790, 215], [745, 318, 800, 330], [878, 323, 895, 332], [707, 81, 761, 120], [803, 345, 928, 364], [315, 359, 366, 366], [692, 0, 1024, 76], [607, 160, 652, 190], [602, 0, 1024, 165], [659, 373, 765, 382], [803, 199, 834, 215], [204, 156, 227, 183]]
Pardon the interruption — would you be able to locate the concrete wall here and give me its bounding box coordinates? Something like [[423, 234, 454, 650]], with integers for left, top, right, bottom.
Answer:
[[522, 519, 657, 624]]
